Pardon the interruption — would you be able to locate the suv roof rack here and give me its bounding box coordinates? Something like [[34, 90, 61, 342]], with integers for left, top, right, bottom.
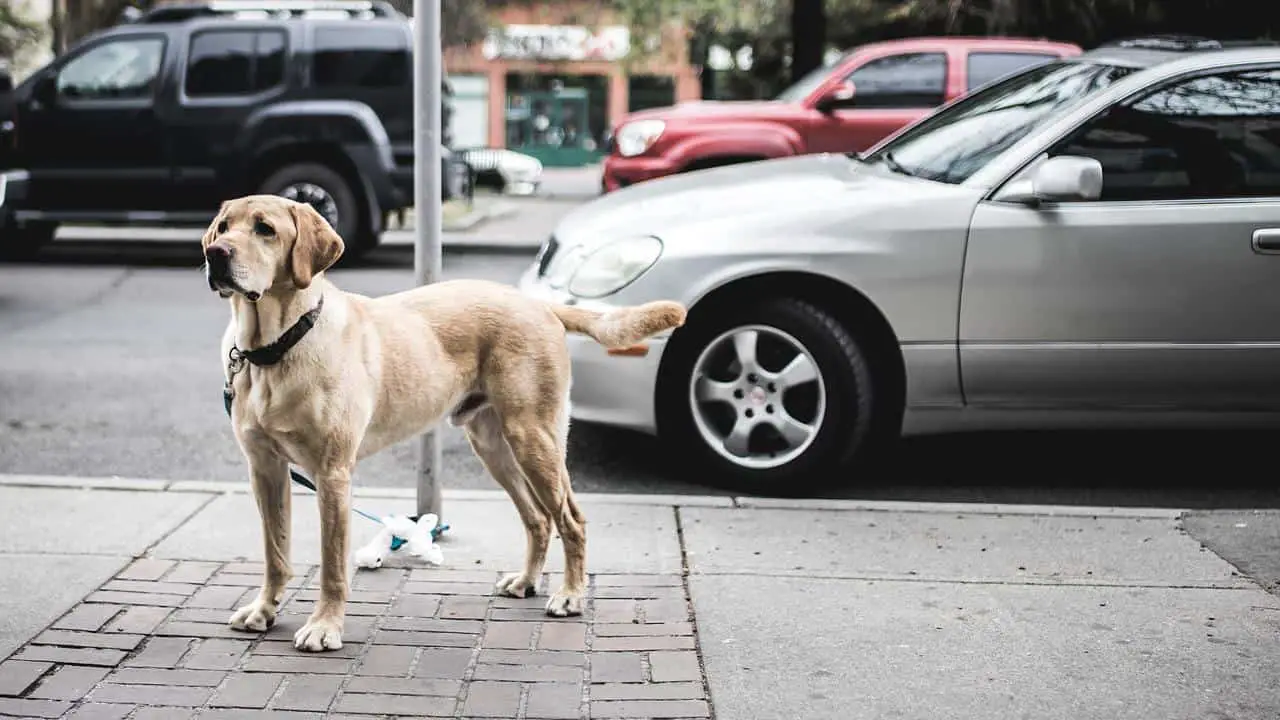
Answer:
[[136, 0, 400, 23], [1099, 34, 1279, 52]]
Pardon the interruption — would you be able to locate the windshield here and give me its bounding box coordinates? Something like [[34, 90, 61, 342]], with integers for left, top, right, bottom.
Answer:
[[863, 60, 1137, 184], [775, 51, 853, 103]]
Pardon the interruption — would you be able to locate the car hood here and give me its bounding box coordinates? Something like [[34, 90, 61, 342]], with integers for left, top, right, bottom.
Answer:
[[557, 154, 963, 247]]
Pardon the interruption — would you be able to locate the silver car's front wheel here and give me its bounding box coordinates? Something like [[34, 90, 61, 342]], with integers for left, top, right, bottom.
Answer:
[[688, 325, 827, 470], [659, 297, 879, 494]]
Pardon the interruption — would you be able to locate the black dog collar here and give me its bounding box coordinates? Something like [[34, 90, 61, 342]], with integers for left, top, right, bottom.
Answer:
[[223, 295, 324, 416], [237, 294, 325, 367]]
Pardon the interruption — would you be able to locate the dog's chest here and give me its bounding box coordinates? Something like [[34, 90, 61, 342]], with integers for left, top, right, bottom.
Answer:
[[236, 374, 318, 439]]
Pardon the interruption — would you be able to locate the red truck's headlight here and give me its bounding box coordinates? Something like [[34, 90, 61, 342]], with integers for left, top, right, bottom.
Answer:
[[615, 120, 666, 157]]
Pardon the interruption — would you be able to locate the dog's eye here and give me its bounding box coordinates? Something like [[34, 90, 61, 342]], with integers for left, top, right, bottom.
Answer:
[[254, 221, 275, 237], [217, 220, 228, 234]]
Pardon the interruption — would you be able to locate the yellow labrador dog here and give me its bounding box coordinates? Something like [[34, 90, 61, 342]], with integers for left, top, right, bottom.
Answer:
[[203, 195, 685, 652]]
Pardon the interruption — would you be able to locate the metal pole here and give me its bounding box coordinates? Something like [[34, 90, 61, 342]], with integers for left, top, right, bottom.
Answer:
[[412, 0, 443, 521]]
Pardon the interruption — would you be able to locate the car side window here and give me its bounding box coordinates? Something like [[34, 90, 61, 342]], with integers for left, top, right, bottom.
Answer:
[[56, 37, 164, 101], [842, 53, 947, 109], [1051, 67, 1280, 201], [967, 52, 1057, 92], [311, 26, 408, 89], [185, 29, 288, 97]]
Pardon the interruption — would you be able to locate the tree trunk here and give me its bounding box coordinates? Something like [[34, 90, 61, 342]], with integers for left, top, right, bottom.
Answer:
[[789, 0, 826, 84]]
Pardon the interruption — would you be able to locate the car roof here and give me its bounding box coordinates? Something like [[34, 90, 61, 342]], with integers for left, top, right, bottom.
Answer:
[[855, 35, 1080, 53], [130, 0, 402, 26], [1076, 35, 1280, 69]]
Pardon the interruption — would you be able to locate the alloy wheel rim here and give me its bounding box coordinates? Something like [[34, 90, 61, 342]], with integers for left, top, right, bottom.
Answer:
[[688, 324, 827, 470]]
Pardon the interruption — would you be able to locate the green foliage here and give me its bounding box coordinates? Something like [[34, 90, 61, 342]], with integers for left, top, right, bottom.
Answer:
[[389, 0, 502, 48], [614, 0, 1279, 99]]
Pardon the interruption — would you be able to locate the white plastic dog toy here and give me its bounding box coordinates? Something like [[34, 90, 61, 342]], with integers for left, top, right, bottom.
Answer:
[[354, 513, 444, 569]]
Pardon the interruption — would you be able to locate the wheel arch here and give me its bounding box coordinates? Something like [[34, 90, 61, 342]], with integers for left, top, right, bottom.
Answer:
[[657, 270, 906, 438], [247, 143, 373, 231], [679, 154, 770, 173]]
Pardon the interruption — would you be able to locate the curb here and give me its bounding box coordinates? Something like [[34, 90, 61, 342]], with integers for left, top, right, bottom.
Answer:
[[411, 200, 520, 233], [433, 240, 540, 255], [0, 473, 1185, 519], [51, 225, 543, 255]]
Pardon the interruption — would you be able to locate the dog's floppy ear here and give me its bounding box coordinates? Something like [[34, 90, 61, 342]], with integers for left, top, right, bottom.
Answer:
[[289, 200, 345, 289], [201, 200, 230, 251]]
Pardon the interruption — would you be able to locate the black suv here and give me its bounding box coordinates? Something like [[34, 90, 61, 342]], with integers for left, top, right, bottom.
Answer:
[[0, 0, 460, 259]]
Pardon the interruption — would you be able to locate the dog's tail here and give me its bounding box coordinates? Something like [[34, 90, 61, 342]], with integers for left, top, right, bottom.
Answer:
[[550, 301, 687, 349]]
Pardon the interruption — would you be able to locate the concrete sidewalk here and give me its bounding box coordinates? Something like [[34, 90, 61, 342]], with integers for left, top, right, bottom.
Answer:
[[1, 473, 1278, 719]]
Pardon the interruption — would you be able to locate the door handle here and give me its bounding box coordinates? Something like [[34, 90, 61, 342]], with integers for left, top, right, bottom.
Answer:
[[1252, 228, 1280, 255]]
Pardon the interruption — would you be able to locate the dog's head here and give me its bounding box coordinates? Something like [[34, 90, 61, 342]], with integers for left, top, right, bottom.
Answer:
[[201, 195, 345, 301]]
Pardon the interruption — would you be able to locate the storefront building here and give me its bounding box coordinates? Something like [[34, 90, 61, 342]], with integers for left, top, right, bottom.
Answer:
[[444, 5, 700, 167]]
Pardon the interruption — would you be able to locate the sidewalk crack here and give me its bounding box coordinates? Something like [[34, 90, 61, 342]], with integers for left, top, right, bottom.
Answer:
[[674, 505, 718, 720]]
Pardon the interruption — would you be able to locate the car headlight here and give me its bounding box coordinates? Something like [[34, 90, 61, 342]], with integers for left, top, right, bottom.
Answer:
[[615, 120, 665, 157], [544, 236, 664, 298]]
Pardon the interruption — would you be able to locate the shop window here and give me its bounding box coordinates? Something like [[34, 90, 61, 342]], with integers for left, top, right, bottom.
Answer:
[[628, 75, 676, 112]]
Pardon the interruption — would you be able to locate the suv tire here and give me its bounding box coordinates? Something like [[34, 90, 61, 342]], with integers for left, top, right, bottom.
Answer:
[[658, 297, 878, 496], [259, 163, 375, 260], [0, 221, 57, 261]]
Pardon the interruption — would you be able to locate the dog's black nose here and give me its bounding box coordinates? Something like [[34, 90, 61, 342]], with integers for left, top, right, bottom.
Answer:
[[205, 244, 232, 278]]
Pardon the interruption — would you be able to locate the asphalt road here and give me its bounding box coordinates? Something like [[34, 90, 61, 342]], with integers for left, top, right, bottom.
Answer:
[[4, 235, 1280, 514]]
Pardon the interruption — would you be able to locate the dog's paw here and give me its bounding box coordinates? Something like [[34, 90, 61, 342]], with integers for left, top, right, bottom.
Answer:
[[294, 614, 344, 652], [545, 588, 585, 617], [228, 599, 277, 632], [495, 572, 537, 599]]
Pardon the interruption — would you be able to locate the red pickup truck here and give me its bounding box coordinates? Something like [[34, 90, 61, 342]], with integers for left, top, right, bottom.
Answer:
[[603, 36, 1081, 192]]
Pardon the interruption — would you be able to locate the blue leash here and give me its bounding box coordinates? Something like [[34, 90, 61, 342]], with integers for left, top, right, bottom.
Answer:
[[284, 468, 448, 550], [223, 390, 448, 550]]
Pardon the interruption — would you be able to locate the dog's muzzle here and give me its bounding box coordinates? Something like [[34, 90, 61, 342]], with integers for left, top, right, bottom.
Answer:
[[204, 245, 260, 300]]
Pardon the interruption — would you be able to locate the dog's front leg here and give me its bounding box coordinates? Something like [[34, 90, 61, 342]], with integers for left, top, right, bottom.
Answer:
[[229, 445, 292, 633], [294, 464, 351, 652]]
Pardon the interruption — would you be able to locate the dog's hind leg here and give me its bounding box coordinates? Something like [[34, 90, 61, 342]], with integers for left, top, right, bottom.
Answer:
[[466, 407, 552, 600], [500, 410, 586, 618]]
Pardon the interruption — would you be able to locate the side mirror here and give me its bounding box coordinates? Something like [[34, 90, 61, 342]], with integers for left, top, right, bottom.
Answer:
[[0, 69, 12, 94], [32, 74, 56, 105], [816, 81, 856, 113], [996, 155, 1103, 205]]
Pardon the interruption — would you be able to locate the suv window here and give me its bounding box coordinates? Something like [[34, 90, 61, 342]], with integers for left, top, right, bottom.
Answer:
[[185, 29, 287, 97], [312, 25, 407, 88], [967, 52, 1057, 92], [843, 53, 946, 109], [56, 37, 165, 100], [1053, 67, 1280, 201]]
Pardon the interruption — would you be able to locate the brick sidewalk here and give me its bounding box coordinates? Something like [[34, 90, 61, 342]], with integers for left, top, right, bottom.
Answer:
[[0, 560, 713, 719]]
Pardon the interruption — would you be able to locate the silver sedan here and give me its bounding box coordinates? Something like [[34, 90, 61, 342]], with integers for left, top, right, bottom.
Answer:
[[519, 38, 1280, 494]]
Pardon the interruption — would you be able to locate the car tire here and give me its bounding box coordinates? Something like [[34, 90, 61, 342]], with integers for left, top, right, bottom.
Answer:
[[258, 163, 375, 261], [0, 221, 56, 261], [658, 297, 877, 496]]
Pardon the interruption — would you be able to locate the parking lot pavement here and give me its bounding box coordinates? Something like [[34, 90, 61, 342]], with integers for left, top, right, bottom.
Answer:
[[8, 235, 1280, 509]]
